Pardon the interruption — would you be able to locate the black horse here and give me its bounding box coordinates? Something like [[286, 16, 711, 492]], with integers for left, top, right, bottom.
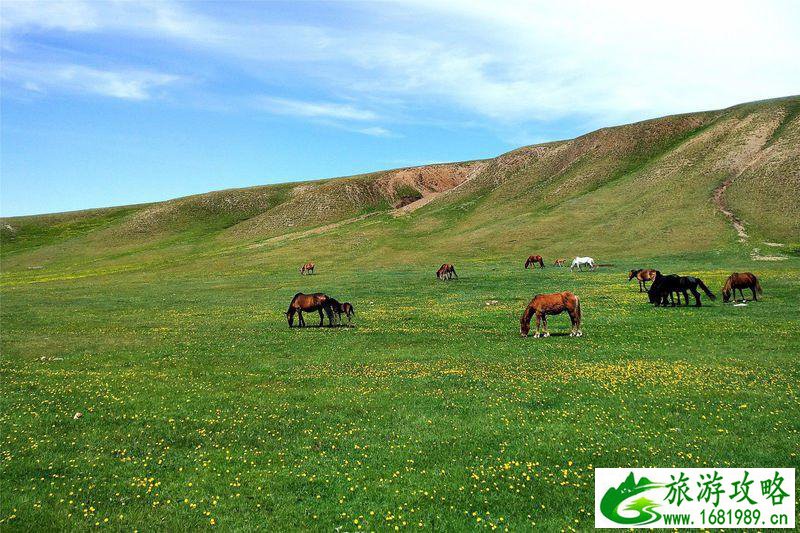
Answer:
[[324, 297, 355, 326], [648, 273, 716, 307]]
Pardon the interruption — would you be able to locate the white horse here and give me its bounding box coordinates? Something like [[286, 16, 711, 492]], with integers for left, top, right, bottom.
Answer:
[[570, 256, 596, 271]]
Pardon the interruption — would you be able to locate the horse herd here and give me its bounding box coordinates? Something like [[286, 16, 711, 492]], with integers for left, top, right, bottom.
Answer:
[[286, 257, 764, 338], [524, 255, 595, 271]]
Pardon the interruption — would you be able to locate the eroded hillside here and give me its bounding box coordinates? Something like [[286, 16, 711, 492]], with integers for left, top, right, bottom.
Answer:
[[2, 96, 798, 276]]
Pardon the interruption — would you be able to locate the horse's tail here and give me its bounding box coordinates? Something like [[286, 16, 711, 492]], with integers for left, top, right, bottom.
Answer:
[[451, 266, 458, 278], [697, 278, 716, 300], [755, 277, 763, 294]]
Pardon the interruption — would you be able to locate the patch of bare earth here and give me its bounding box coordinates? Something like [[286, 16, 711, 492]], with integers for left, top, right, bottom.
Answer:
[[384, 161, 489, 215], [710, 110, 786, 242], [713, 177, 748, 241], [750, 247, 788, 261]]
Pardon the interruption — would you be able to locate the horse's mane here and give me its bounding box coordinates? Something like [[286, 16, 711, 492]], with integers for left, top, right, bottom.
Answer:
[[722, 275, 733, 293], [520, 304, 535, 325]]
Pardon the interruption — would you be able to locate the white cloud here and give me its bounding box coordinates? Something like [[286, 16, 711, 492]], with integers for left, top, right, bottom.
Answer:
[[356, 126, 394, 137], [2, 62, 180, 100], [330, 0, 800, 124], [2, 0, 799, 131], [255, 96, 378, 121], [0, 0, 100, 32]]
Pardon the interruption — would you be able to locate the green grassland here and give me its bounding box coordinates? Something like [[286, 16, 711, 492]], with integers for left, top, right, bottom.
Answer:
[[1, 97, 799, 530]]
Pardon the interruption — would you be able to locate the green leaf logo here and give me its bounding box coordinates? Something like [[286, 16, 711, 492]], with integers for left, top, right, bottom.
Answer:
[[600, 472, 664, 525]]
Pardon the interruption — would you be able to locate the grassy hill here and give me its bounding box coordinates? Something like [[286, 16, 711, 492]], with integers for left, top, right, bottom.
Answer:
[[2, 96, 799, 277], [1, 97, 798, 531]]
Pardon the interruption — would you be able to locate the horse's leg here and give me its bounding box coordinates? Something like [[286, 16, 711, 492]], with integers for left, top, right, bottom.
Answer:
[[534, 313, 542, 338], [692, 288, 701, 307], [569, 308, 578, 336], [542, 315, 549, 337], [751, 285, 758, 301], [298, 310, 305, 327]]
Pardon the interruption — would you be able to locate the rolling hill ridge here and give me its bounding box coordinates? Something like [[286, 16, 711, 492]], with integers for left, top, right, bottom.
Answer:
[[2, 96, 798, 277]]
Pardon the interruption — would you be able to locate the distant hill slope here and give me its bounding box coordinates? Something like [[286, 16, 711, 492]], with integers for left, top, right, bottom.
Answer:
[[2, 96, 798, 274]]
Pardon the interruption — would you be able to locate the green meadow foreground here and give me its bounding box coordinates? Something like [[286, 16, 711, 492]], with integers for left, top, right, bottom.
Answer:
[[1, 97, 799, 530], [1, 253, 799, 530]]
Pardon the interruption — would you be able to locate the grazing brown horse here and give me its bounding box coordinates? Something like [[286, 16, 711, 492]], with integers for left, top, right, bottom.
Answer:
[[520, 291, 582, 338], [628, 269, 658, 292], [299, 262, 315, 275], [553, 258, 566, 267], [524, 255, 545, 269], [722, 272, 762, 302], [436, 264, 458, 280], [286, 292, 334, 327]]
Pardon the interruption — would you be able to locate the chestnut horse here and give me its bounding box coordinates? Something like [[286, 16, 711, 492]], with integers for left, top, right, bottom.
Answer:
[[553, 258, 566, 267], [299, 262, 315, 275], [437, 264, 458, 280], [628, 269, 658, 292], [524, 255, 545, 269], [286, 292, 334, 327], [722, 272, 762, 302], [520, 291, 582, 338]]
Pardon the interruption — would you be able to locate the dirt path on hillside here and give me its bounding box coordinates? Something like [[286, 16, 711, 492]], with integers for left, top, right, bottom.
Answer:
[[711, 142, 774, 243], [248, 212, 380, 248], [712, 176, 748, 241], [392, 161, 489, 216]]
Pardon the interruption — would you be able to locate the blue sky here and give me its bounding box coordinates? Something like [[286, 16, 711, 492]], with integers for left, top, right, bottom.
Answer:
[[2, 1, 799, 216]]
